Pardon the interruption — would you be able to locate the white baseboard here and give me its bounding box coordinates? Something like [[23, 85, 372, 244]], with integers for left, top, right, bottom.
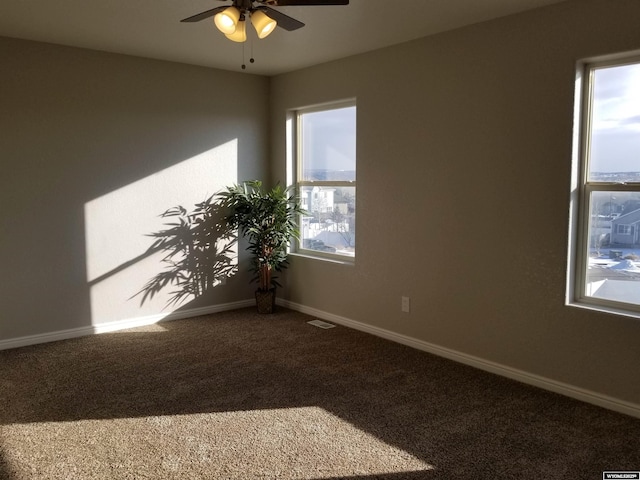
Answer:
[[0, 299, 254, 351], [278, 299, 640, 420]]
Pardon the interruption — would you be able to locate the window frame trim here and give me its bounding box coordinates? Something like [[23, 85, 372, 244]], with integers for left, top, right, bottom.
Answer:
[[569, 52, 640, 316], [291, 99, 357, 263]]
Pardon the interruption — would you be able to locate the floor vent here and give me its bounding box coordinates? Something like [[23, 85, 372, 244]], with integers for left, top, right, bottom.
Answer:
[[307, 319, 336, 329]]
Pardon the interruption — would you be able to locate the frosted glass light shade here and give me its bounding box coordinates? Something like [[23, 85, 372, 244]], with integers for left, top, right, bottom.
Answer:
[[251, 10, 277, 39], [214, 6, 241, 35], [225, 19, 247, 42]]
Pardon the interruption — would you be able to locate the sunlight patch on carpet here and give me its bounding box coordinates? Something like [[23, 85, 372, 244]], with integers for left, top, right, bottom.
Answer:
[[119, 322, 169, 333], [2, 407, 434, 478]]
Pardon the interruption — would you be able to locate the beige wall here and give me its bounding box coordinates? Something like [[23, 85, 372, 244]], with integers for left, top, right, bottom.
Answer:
[[0, 37, 269, 341], [2, 0, 640, 410], [270, 0, 640, 406]]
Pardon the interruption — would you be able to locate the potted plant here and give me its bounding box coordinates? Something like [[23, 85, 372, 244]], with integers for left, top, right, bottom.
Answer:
[[220, 180, 305, 313]]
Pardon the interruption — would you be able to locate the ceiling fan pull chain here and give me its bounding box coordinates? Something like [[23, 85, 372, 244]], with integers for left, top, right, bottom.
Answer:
[[241, 35, 255, 69]]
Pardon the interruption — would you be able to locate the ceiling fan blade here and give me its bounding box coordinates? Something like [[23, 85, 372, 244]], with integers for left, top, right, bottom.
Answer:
[[261, 0, 348, 5], [180, 6, 227, 23], [256, 6, 305, 31]]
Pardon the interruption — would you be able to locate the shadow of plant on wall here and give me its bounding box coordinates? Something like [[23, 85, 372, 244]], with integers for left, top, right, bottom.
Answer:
[[133, 195, 237, 309]]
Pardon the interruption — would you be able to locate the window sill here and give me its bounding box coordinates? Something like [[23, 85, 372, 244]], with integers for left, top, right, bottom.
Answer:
[[290, 251, 355, 266], [566, 298, 640, 321]]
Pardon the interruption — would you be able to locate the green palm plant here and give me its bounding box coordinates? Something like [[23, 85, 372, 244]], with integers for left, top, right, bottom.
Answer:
[[220, 181, 305, 311]]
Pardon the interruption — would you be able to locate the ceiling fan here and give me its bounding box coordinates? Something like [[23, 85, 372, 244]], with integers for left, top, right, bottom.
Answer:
[[181, 0, 349, 43]]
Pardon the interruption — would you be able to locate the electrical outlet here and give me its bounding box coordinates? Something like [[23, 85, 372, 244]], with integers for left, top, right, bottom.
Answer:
[[401, 296, 410, 313]]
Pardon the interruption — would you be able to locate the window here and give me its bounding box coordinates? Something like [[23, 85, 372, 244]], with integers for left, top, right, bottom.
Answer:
[[571, 55, 640, 311], [616, 225, 634, 235], [293, 101, 356, 260]]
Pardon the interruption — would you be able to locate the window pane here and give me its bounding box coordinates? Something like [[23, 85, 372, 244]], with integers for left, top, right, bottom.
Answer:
[[588, 63, 640, 182], [300, 186, 355, 256], [586, 191, 640, 305], [300, 106, 356, 182]]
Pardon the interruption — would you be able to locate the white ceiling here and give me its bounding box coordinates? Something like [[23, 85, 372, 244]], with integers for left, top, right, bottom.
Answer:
[[0, 0, 566, 76]]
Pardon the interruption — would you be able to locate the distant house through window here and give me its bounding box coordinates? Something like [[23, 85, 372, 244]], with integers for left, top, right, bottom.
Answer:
[[569, 54, 640, 312], [292, 101, 356, 260]]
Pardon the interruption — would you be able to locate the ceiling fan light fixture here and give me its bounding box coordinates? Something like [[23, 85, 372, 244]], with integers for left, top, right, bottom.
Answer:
[[225, 19, 247, 42], [251, 10, 277, 39], [214, 6, 241, 35]]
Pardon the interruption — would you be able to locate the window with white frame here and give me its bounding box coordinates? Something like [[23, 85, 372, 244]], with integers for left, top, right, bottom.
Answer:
[[293, 101, 356, 259], [616, 224, 634, 235], [571, 55, 640, 311]]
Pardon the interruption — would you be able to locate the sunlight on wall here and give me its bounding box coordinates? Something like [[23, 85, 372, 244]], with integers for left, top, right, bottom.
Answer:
[[84, 140, 238, 326], [1, 407, 435, 477]]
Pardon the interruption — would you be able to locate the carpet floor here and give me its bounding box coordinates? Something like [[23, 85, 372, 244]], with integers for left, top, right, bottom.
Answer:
[[1, 307, 639, 479]]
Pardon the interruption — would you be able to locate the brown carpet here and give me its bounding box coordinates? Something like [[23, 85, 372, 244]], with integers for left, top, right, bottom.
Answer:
[[1, 307, 639, 479]]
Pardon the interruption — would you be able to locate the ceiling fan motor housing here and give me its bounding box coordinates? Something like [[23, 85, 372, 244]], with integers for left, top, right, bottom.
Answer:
[[181, 0, 349, 33], [235, 0, 255, 12]]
